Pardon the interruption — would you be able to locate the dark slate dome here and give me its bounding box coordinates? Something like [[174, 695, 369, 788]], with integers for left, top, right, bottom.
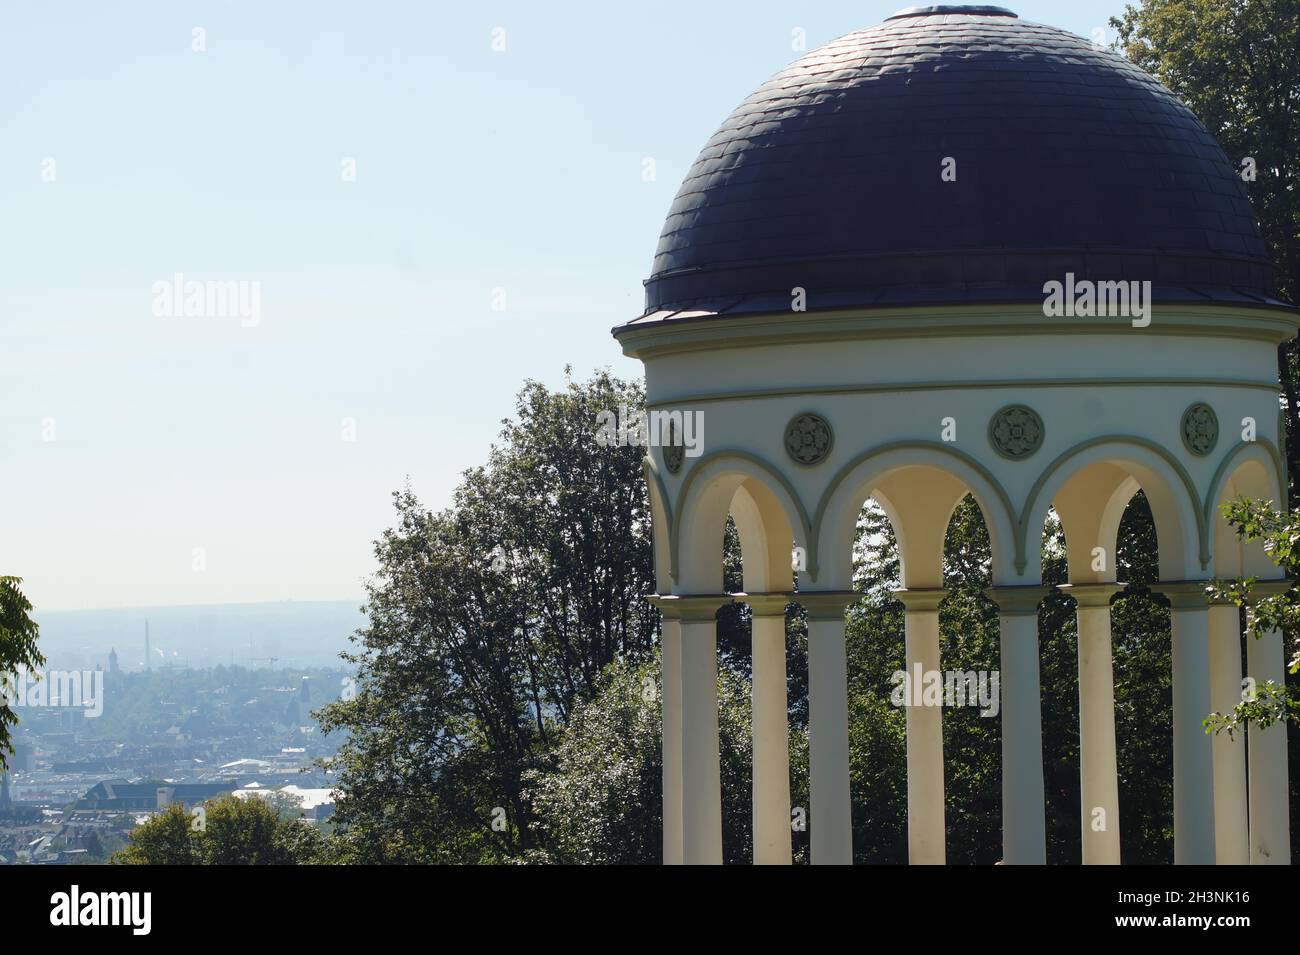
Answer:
[[639, 5, 1280, 319]]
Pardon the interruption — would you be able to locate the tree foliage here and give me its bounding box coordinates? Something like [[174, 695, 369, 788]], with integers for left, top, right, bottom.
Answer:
[[524, 655, 754, 864], [113, 796, 325, 865], [1206, 497, 1300, 733], [316, 370, 658, 862], [0, 576, 44, 770]]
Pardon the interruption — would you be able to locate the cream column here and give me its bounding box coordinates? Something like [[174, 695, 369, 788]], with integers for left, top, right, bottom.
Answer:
[[1246, 579, 1292, 865], [1058, 583, 1122, 865], [802, 591, 858, 865], [655, 604, 684, 865], [893, 588, 947, 865], [747, 593, 793, 865], [987, 585, 1050, 864], [1158, 582, 1216, 865], [1207, 594, 1248, 865], [656, 594, 731, 865]]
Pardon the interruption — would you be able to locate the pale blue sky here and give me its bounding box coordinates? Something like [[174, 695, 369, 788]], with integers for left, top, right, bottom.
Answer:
[[1, 1, 1125, 611]]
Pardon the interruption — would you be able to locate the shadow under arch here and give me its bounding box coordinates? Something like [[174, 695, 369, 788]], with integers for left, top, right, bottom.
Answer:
[[1205, 438, 1286, 578], [1047, 461, 1140, 584], [812, 441, 1019, 589], [669, 449, 813, 589], [1021, 436, 1205, 581], [642, 458, 674, 590], [1204, 438, 1285, 534]]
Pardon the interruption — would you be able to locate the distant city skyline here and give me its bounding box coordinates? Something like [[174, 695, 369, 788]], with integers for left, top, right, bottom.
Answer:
[[31, 600, 364, 671], [1, 1, 1124, 610]]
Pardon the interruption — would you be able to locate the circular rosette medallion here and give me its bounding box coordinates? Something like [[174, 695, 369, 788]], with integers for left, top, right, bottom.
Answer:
[[1181, 403, 1218, 457], [988, 405, 1044, 460], [784, 413, 833, 466]]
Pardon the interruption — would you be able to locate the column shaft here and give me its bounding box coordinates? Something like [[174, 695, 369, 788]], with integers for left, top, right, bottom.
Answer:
[[1208, 603, 1248, 864], [1166, 587, 1216, 864], [1247, 618, 1291, 864], [750, 607, 792, 864], [1070, 587, 1121, 865], [1001, 612, 1047, 863], [681, 617, 722, 864], [988, 585, 1049, 865], [804, 592, 855, 865], [896, 589, 946, 864], [660, 617, 683, 865]]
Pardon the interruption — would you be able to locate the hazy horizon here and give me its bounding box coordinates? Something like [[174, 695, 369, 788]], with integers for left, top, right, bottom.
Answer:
[[30, 599, 366, 672], [35, 596, 365, 616]]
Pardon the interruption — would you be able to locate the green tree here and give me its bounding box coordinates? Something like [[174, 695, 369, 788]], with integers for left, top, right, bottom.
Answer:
[[1207, 498, 1300, 733], [1110, 494, 1176, 863], [841, 493, 1176, 864], [317, 370, 658, 863], [0, 576, 43, 769], [525, 656, 754, 864], [939, 498, 1007, 864], [112, 804, 196, 865], [113, 796, 324, 865]]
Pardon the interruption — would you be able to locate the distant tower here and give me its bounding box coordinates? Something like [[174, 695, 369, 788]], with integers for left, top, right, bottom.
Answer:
[[145, 620, 151, 672], [0, 773, 11, 808], [10, 743, 30, 773], [300, 676, 311, 704], [108, 647, 120, 674]]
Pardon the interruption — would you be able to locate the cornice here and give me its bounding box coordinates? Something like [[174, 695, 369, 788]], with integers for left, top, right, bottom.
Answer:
[[613, 303, 1300, 362]]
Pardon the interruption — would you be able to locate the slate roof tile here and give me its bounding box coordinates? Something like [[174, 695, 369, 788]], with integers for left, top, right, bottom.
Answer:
[[635, 6, 1281, 318]]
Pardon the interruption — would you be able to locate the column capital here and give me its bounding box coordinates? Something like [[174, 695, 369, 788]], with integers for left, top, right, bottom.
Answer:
[[645, 593, 732, 621], [891, 587, 946, 612], [1246, 578, 1292, 601], [798, 590, 860, 620], [986, 584, 1052, 616], [733, 592, 795, 616], [1057, 582, 1125, 608], [1152, 580, 1212, 610]]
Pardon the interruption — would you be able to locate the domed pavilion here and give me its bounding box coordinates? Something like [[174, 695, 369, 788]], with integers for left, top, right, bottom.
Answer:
[[613, 5, 1296, 865]]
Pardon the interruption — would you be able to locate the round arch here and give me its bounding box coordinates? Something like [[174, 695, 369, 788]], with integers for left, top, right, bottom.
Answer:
[[812, 442, 1019, 590], [1049, 461, 1140, 584], [1021, 437, 1204, 582], [671, 450, 812, 592], [1206, 439, 1286, 578]]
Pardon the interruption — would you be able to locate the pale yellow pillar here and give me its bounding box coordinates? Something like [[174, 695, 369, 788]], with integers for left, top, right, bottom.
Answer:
[[1157, 582, 1216, 865], [747, 593, 793, 865], [893, 587, 946, 865], [1246, 579, 1292, 865], [654, 594, 730, 865], [802, 591, 858, 865], [1059, 583, 1123, 865], [659, 612, 684, 865], [1207, 596, 1248, 865], [987, 585, 1050, 864]]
